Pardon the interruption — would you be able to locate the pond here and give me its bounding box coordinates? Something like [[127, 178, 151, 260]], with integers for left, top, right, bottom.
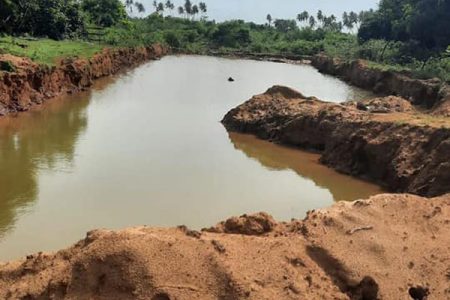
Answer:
[[0, 55, 382, 260]]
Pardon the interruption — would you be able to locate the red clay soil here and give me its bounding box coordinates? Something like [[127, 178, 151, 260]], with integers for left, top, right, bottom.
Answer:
[[432, 85, 450, 117], [0, 194, 448, 299], [0, 45, 168, 116], [311, 54, 448, 113], [222, 86, 450, 197]]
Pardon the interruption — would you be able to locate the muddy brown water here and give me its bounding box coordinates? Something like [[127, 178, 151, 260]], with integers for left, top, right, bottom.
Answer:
[[0, 55, 382, 260]]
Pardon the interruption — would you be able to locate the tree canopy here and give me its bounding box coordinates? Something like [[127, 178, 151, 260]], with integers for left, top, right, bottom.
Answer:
[[358, 0, 450, 52], [0, 0, 85, 39], [81, 0, 127, 27]]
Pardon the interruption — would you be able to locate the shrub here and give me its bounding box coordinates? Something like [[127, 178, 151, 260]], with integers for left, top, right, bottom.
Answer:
[[0, 60, 16, 72]]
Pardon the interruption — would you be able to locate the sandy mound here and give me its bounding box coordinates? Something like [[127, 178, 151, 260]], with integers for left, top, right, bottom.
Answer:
[[0, 194, 448, 300], [222, 86, 450, 197]]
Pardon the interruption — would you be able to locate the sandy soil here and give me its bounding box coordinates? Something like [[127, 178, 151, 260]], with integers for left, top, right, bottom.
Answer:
[[0, 194, 448, 300], [222, 86, 450, 196]]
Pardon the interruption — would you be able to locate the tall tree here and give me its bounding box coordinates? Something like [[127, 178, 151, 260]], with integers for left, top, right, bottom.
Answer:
[[199, 2, 207, 19], [297, 11, 309, 27], [358, 0, 450, 63], [184, 0, 192, 16], [156, 2, 165, 15], [343, 12, 352, 31], [135, 2, 145, 13], [266, 14, 272, 27], [308, 15, 316, 28], [317, 10, 324, 26], [273, 19, 297, 33], [165, 0, 174, 15], [348, 11, 359, 32], [191, 4, 199, 19], [81, 0, 127, 27], [177, 6, 185, 17], [124, 0, 145, 14]]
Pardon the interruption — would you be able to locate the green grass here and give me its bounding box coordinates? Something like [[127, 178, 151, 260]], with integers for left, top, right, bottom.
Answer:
[[0, 36, 106, 65]]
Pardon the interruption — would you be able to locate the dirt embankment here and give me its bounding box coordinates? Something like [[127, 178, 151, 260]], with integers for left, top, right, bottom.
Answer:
[[311, 54, 450, 116], [0, 193, 448, 299], [0, 44, 168, 116], [222, 86, 450, 197]]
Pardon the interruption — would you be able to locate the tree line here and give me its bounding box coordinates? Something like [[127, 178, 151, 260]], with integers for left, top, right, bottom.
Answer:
[[0, 0, 133, 39], [0, 0, 448, 80], [263, 0, 449, 63], [266, 9, 372, 34], [152, 0, 207, 19], [358, 0, 450, 56], [0, 0, 208, 39]]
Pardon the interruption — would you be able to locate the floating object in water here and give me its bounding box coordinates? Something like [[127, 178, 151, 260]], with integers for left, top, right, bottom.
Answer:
[[228, 77, 235, 82]]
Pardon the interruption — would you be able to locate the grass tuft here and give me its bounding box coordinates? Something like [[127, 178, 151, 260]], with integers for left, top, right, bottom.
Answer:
[[0, 36, 106, 65]]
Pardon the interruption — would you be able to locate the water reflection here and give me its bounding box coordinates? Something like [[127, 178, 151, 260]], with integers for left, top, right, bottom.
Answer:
[[0, 78, 114, 238], [228, 132, 384, 201], [0, 56, 383, 260]]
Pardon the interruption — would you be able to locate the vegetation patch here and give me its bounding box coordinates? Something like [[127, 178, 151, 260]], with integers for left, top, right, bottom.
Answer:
[[0, 60, 16, 72], [0, 0, 448, 81], [0, 36, 105, 65]]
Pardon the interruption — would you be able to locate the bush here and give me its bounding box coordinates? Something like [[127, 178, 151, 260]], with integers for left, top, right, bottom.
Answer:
[[0, 60, 16, 72], [211, 21, 251, 48], [163, 31, 181, 48], [288, 40, 323, 55], [81, 0, 127, 27], [0, 0, 86, 40]]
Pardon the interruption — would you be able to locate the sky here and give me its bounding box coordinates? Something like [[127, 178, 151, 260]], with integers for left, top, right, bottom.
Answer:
[[134, 0, 379, 23]]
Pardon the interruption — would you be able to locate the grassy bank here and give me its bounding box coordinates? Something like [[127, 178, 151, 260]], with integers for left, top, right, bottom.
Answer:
[[0, 36, 105, 65], [1, 15, 449, 82], [99, 16, 450, 83]]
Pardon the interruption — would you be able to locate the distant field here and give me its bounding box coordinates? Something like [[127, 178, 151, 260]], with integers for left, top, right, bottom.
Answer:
[[0, 36, 106, 65]]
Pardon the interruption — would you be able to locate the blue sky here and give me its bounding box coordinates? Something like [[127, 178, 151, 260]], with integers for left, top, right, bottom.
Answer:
[[135, 0, 379, 23]]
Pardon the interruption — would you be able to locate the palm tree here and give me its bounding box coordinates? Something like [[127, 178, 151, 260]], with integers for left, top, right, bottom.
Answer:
[[266, 14, 272, 27], [125, 0, 145, 14], [308, 15, 316, 28], [184, 0, 192, 17], [317, 10, 324, 27], [125, 0, 134, 13], [178, 6, 185, 17], [134, 2, 145, 13], [297, 11, 309, 27], [191, 4, 199, 20], [157, 2, 165, 15], [199, 2, 207, 19], [342, 12, 351, 31], [348, 11, 359, 32], [165, 0, 175, 15]]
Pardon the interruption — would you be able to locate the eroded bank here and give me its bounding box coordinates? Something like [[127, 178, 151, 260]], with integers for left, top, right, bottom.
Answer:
[[311, 54, 450, 116], [222, 86, 450, 197], [0, 44, 168, 116]]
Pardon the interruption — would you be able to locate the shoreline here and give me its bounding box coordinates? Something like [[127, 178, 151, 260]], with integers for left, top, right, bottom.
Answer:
[[222, 85, 450, 197], [0, 44, 169, 117], [1, 47, 448, 118], [0, 48, 448, 299]]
